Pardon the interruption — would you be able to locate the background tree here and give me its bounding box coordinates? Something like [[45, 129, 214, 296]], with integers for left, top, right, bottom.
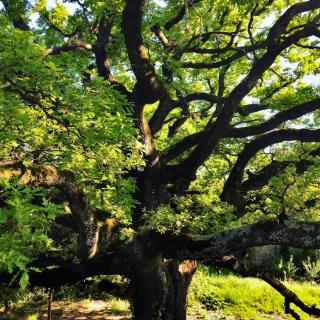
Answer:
[[1, 0, 320, 319]]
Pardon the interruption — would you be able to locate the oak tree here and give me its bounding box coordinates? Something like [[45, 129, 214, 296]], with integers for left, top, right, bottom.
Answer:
[[1, 0, 320, 319]]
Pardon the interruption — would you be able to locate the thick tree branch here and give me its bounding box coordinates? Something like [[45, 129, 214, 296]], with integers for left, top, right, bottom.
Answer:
[[168, 94, 191, 137], [149, 94, 177, 134], [241, 147, 320, 194], [184, 92, 223, 105], [212, 255, 320, 317], [0, 159, 21, 167], [267, 1, 320, 47], [0, 253, 128, 288], [161, 96, 320, 164], [221, 129, 320, 207], [184, 43, 265, 55], [180, 28, 247, 57], [149, 90, 270, 140], [2, 0, 30, 31], [161, 130, 207, 163], [122, 0, 165, 105], [93, 16, 131, 98], [151, 24, 176, 51], [0, 163, 99, 259], [35, 166, 99, 260], [164, 219, 320, 261], [237, 103, 270, 116], [122, 0, 168, 161], [182, 51, 247, 69], [164, 0, 203, 30], [167, 4, 320, 184], [218, 147, 320, 215], [93, 16, 113, 79], [45, 38, 92, 56], [228, 98, 320, 138]]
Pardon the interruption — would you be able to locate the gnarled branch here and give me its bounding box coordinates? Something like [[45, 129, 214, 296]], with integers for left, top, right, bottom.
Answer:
[[222, 128, 320, 207], [212, 255, 320, 317]]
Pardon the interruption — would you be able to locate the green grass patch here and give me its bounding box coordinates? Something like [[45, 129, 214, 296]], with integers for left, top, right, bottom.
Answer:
[[188, 268, 320, 319]]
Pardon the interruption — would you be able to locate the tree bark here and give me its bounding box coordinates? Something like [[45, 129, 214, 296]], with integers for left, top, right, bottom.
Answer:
[[47, 288, 53, 320], [130, 255, 174, 319], [166, 260, 197, 320], [130, 255, 197, 320], [4, 300, 10, 313]]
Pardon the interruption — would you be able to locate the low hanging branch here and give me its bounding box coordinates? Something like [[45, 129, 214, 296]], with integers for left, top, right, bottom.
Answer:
[[0, 163, 99, 259], [159, 219, 320, 264], [0, 252, 129, 288], [212, 255, 320, 318]]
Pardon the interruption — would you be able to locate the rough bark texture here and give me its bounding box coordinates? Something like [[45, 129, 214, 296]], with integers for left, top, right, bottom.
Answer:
[[166, 260, 197, 320], [130, 258, 197, 320], [131, 257, 173, 319]]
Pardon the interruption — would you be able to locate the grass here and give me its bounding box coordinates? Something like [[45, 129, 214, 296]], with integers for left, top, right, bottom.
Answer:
[[188, 268, 320, 319], [109, 298, 130, 314], [26, 315, 39, 320]]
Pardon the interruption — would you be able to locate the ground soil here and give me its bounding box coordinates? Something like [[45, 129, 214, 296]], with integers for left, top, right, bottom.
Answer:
[[0, 299, 291, 320], [0, 300, 130, 320]]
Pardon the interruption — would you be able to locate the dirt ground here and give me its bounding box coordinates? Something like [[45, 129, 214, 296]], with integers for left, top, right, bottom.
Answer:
[[0, 300, 131, 320], [0, 300, 290, 320]]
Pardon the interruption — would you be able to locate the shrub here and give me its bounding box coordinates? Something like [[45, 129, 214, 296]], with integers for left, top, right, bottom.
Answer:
[[278, 255, 298, 281], [302, 256, 320, 281], [109, 299, 129, 314], [199, 291, 228, 310]]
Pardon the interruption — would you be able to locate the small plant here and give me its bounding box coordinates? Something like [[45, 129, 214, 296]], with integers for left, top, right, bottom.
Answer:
[[26, 314, 39, 320], [302, 256, 320, 281], [278, 255, 298, 281], [199, 291, 227, 310], [109, 299, 129, 314]]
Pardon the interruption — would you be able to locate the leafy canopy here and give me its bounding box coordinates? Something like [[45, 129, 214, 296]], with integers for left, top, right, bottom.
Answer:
[[0, 0, 320, 284]]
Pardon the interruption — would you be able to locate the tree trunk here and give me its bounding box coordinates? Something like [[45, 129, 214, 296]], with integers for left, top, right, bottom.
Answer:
[[130, 256, 197, 320], [47, 288, 53, 320], [131, 255, 174, 319], [4, 300, 10, 313], [167, 260, 197, 320]]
